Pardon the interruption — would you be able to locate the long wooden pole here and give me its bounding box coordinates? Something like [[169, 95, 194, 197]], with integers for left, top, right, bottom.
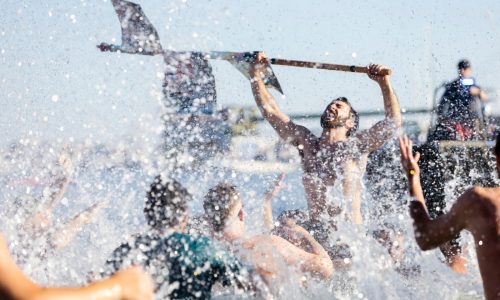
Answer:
[[268, 58, 392, 76]]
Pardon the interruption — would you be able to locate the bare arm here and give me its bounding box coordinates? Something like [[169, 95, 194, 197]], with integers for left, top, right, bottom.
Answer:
[[269, 234, 333, 278], [399, 136, 469, 251], [0, 233, 153, 300], [0, 235, 39, 299], [24, 153, 73, 234], [250, 52, 313, 146], [358, 64, 402, 152], [262, 174, 286, 231], [51, 201, 106, 250]]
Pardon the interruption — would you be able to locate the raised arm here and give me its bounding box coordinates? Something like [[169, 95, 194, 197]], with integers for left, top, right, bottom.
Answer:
[[399, 136, 469, 251], [358, 64, 402, 152], [51, 201, 107, 250], [249, 52, 312, 146], [262, 173, 286, 232]]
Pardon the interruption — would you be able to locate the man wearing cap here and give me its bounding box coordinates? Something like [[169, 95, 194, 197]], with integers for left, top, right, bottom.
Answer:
[[419, 61, 490, 273], [430, 59, 488, 141]]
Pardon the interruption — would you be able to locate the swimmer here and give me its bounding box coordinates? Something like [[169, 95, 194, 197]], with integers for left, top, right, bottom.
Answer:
[[203, 183, 333, 285], [104, 175, 254, 299], [399, 134, 500, 300]]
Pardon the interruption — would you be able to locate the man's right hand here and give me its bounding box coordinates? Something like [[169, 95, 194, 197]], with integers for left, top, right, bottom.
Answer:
[[398, 136, 420, 181], [113, 266, 154, 300]]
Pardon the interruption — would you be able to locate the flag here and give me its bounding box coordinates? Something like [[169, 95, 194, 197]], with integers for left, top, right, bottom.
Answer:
[[162, 51, 217, 115], [206, 51, 284, 94], [98, 0, 163, 55]]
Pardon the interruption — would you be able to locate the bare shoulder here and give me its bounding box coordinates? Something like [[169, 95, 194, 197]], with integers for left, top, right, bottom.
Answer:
[[465, 186, 500, 202], [458, 186, 500, 217], [290, 123, 316, 140], [242, 235, 270, 249]]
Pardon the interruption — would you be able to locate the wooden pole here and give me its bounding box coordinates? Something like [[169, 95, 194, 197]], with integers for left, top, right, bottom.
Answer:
[[269, 58, 392, 76]]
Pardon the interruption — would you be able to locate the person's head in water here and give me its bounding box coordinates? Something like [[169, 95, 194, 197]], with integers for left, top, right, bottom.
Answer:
[[144, 175, 191, 233], [320, 97, 359, 137], [203, 183, 244, 241], [458, 59, 473, 78]]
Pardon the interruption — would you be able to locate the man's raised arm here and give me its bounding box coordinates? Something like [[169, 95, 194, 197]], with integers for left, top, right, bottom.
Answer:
[[399, 136, 469, 251], [358, 64, 402, 152], [249, 52, 311, 145]]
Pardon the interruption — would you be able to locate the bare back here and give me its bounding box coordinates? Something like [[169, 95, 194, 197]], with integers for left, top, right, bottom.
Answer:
[[464, 187, 500, 300], [411, 186, 500, 300]]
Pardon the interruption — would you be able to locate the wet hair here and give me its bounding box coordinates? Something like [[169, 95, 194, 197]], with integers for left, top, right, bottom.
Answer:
[[495, 133, 500, 157], [144, 175, 190, 230], [203, 183, 240, 233], [457, 59, 471, 70], [321, 97, 359, 137]]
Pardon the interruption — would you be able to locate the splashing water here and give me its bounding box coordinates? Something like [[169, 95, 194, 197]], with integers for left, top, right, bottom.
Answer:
[[2, 1, 500, 299], [1, 124, 495, 299]]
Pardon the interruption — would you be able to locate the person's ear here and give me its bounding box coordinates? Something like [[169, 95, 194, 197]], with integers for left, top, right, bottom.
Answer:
[[345, 118, 354, 129], [238, 209, 244, 221]]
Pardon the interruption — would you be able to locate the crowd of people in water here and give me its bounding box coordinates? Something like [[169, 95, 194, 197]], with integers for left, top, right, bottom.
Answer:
[[1, 54, 499, 299]]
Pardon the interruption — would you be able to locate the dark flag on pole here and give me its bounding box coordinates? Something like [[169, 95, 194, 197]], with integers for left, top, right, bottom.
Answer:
[[97, 0, 163, 55], [162, 51, 217, 115], [205, 51, 284, 95], [98, 0, 217, 114]]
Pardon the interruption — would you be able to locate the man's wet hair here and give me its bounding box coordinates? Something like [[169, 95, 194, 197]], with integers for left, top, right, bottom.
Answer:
[[144, 175, 191, 231], [203, 183, 240, 233], [457, 59, 471, 70], [321, 97, 359, 137]]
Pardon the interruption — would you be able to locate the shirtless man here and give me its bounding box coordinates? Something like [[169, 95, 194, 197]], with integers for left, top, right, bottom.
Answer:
[[249, 52, 401, 228], [399, 134, 500, 300], [0, 233, 153, 300], [104, 176, 253, 299], [203, 183, 333, 286]]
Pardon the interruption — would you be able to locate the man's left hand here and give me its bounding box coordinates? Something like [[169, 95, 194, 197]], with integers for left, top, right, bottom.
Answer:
[[367, 64, 390, 83]]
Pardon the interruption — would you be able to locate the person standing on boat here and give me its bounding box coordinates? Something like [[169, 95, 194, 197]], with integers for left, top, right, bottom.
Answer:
[[420, 60, 490, 273], [430, 59, 488, 141], [399, 134, 500, 300]]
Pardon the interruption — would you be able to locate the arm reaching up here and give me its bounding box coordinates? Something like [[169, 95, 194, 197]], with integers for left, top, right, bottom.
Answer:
[[262, 173, 286, 231], [398, 136, 469, 251], [250, 52, 314, 146], [358, 64, 402, 152], [51, 201, 107, 250]]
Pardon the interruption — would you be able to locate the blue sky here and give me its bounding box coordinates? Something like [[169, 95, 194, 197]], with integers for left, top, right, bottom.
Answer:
[[1, 0, 499, 144]]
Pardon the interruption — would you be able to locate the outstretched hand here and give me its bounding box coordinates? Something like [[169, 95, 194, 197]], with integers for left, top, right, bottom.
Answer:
[[367, 64, 390, 83], [398, 136, 420, 180]]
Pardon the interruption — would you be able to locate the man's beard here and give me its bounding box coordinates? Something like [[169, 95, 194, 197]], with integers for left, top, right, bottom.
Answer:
[[320, 113, 350, 129]]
